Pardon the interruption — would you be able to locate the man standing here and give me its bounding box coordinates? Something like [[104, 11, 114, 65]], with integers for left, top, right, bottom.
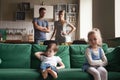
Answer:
[[33, 7, 50, 44]]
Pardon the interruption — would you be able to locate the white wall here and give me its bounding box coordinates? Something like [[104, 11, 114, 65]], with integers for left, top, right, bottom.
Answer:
[[0, 21, 33, 34], [115, 0, 120, 37]]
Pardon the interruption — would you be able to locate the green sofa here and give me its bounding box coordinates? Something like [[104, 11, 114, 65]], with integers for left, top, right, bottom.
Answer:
[[0, 43, 120, 80]]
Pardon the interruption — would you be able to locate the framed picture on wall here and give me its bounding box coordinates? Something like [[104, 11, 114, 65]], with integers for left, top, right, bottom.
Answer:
[[22, 2, 30, 11], [15, 11, 25, 20], [18, 2, 30, 11]]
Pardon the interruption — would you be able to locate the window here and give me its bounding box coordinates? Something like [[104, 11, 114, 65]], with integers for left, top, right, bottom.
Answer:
[[115, 0, 120, 37], [79, 0, 92, 41]]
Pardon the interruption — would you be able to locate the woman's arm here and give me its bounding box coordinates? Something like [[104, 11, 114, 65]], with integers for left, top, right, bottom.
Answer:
[[67, 22, 76, 35], [50, 25, 56, 40]]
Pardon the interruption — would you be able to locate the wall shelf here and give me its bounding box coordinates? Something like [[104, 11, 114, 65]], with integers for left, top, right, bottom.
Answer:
[[54, 4, 78, 26], [15, 11, 25, 20]]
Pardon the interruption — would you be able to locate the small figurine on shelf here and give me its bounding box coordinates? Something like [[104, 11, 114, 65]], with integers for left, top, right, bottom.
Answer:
[[72, 7, 76, 12], [41, 1, 45, 5]]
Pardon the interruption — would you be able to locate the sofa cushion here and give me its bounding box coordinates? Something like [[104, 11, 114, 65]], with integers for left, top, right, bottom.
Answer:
[[56, 68, 91, 80], [0, 69, 40, 80], [102, 43, 108, 53], [0, 43, 31, 68], [70, 45, 87, 68], [106, 46, 120, 71], [108, 72, 120, 80], [0, 69, 119, 80], [31, 44, 70, 69], [0, 69, 90, 80], [57, 69, 120, 80]]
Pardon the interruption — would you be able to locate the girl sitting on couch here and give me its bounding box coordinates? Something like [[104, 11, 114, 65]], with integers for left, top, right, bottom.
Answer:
[[83, 28, 108, 80]]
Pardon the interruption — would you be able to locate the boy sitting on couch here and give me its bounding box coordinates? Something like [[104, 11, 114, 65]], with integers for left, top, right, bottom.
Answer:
[[35, 42, 65, 79]]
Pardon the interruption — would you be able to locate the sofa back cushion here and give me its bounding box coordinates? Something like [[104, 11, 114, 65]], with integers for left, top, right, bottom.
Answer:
[[70, 45, 87, 68], [31, 44, 70, 69], [69, 43, 108, 68], [102, 43, 108, 53], [106, 46, 120, 71], [0, 43, 31, 68]]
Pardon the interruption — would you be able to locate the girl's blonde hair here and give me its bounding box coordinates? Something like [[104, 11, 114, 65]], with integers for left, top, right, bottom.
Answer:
[[88, 28, 103, 46]]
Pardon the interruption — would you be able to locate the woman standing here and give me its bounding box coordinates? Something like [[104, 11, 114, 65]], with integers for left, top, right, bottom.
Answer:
[[50, 10, 76, 44]]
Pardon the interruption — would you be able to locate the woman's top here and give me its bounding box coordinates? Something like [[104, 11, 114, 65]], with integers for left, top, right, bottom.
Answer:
[[54, 21, 69, 44]]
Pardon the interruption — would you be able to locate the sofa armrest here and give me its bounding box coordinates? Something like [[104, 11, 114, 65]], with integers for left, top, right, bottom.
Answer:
[[106, 47, 115, 54], [106, 46, 120, 72]]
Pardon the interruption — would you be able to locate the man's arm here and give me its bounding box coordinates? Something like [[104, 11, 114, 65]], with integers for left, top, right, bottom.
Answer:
[[42, 21, 50, 33], [43, 26, 50, 33], [33, 21, 46, 31]]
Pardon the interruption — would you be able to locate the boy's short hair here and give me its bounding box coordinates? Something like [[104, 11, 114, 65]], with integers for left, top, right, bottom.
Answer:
[[43, 40, 58, 45], [39, 7, 46, 13], [46, 42, 58, 52]]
